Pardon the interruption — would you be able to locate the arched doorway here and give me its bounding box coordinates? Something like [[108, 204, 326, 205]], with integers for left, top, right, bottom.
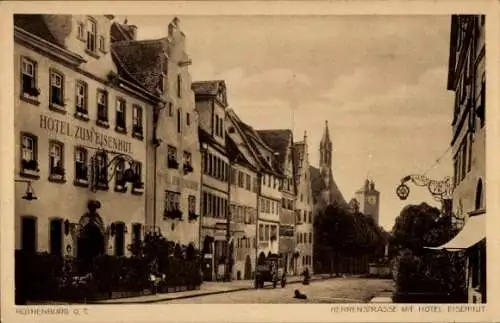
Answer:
[[77, 222, 105, 273], [475, 179, 483, 210], [244, 255, 252, 279]]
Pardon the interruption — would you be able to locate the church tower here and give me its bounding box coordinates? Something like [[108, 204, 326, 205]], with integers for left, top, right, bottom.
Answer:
[[319, 121, 332, 169], [355, 179, 380, 226]]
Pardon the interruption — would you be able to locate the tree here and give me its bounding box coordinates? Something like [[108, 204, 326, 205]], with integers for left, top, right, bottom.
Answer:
[[391, 202, 467, 301], [314, 202, 388, 275]]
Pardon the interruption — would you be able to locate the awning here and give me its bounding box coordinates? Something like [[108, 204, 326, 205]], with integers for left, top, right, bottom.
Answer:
[[425, 214, 485, 251]]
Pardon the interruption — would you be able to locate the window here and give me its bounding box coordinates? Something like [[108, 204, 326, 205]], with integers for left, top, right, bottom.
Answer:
[[49, 219, 63, 256], [186, 112, 191, 126], [114, 222, 125, 257], [75, 81, 88, 114], [116, 99, 126, 131], [114, 158, 126, 188], [260, 198, 265, 212], [21, 57, 38, 96], [20, 133, 37, 169], [177, 74, 182, 98], [132, 223, 142, 246], [309, 232, 312, 244], [132, 161, 142, 184], [21, 216, 37, 253], [300, 193, 303, 202], [95, 152, 108, 188], [97, 90, 108, 122], [479, 77, 485, 128], [177, 108, 181, 133], [238, 171, 244, 188], [75, 147, 88, 182], [266, 200, 270, 213], [50, 71, 64, 106], [188, 195, 196, 214], [49, 141, 64, 178], [98, 36, 106, 52], [86, 18, 97, 52], [265, 225, 270, 241], [245, 174, 251, 190], [231, 168, 237, 185], [168, 146, 177, 161], [168, 102, 173, 117], [132, 105, 143, 135], [77, 22, 85, 40], [183, 151, 192, 165], [259, 224, 264, 241], [270, 226, 277, 240], [165, 191, 181, 212], [252, 177, 258, 193]]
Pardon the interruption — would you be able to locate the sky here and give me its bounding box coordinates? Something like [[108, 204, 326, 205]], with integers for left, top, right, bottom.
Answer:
[[124, 15, 454, 231]]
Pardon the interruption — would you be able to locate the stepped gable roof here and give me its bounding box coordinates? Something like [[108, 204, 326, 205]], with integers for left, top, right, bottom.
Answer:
[[111, 38, 167, 94], [14, 14, 69, 48], [256, 129, 292, 168]]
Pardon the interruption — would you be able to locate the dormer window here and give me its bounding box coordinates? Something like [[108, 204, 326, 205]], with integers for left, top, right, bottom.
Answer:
[[86, 18, 97, 53], [98, 36, 106, 53], [77, 22, 85, 41]]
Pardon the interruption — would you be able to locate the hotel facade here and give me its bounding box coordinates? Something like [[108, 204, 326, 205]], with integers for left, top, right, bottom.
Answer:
[[14, 15, 160, 265], [111, 17, 202, 247], [435, 15, 486, 303]]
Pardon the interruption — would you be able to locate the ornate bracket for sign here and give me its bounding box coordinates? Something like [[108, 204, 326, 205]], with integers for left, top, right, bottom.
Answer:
[[88, 148, 142, 192], [396, 174, 454, 202]]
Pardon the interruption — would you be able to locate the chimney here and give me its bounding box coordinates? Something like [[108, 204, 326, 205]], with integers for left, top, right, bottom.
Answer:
[[370, 181, 375, 191]]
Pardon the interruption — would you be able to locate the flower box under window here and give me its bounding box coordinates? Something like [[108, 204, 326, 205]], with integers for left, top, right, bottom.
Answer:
[[49, 166, 66, 182], [115, 180, 127, 193], [168, 158, 179, 169], [23, 86, 40, 98], [75, 109, 90, 121], [164, 209, 183, 221], [188, 212, 199, 221], [183, 163, 193, 174], [21, 159, 39, 177], [132, 181, 144, 195]]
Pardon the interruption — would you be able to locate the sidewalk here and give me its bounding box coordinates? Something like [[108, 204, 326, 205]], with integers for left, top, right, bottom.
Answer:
[[94, 274, 334, 304], [369, 292, 393, 303]]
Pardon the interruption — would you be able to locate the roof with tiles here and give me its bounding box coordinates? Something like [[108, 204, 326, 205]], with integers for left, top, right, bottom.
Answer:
[[111, 38, 167, 94], [14, 14, 71, 48], [256, 129, 293, 168], [226, 110, 281, 176]]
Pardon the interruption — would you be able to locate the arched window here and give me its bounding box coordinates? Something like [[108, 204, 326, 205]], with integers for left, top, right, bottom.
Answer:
[[475, 179, 483, 210]]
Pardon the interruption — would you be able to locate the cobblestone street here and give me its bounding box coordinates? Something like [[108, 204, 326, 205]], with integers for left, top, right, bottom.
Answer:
[[163, 278, 394, 304]]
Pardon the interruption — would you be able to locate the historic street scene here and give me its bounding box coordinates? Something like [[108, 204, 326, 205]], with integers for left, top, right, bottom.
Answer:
[[13, 14, 485, 305]]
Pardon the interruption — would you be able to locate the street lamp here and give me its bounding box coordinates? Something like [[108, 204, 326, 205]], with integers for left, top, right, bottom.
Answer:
[[15, 179, 38, 201]]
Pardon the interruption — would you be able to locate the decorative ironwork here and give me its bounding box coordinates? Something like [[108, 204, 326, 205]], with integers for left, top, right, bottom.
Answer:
[[15, 179, 37, 201], [396, 174, 454, 202]]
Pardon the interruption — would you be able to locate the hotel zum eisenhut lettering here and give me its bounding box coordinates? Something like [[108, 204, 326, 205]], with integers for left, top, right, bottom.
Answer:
[[40, 114, 132, 154]]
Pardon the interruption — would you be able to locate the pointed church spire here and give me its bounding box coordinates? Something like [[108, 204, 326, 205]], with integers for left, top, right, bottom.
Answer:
[[320, 120, 331, 147], [319, 120, 333, 168]]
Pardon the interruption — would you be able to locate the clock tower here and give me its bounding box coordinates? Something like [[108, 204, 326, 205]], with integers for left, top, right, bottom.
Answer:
[[354, 179, 380, 226]]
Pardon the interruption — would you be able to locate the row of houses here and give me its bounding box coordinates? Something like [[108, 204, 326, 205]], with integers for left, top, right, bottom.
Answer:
[[13, 14, 320, 281]]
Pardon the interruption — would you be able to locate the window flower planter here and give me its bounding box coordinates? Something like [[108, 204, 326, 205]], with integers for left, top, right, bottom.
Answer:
[[132, 182, 144, 195], [115, 181, 127, 193], [75, 110, 90, 121], [188, 212, 199, 221], [22, 159, 38, 171], [168, 159, 179, 169], [183, 163, 193, 174], [96, 119, 110, 128], [24, 87, 40, 97], [164, 210, 183, 221], [132, 125, 143, 139]]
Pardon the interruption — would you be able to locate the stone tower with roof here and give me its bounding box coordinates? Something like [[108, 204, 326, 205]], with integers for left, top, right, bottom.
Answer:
[[355, 179, 380, 226]]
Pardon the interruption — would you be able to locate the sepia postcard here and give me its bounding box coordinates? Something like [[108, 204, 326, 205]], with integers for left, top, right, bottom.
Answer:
[[1, 1, 499, 322]]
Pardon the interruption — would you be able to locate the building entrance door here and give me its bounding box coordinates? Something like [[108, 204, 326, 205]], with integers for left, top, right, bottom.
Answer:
[[77, 223, 105, 273]]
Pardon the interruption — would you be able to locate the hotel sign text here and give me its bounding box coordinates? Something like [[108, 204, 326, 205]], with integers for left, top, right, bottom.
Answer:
[[40, 114, 132, 154]]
